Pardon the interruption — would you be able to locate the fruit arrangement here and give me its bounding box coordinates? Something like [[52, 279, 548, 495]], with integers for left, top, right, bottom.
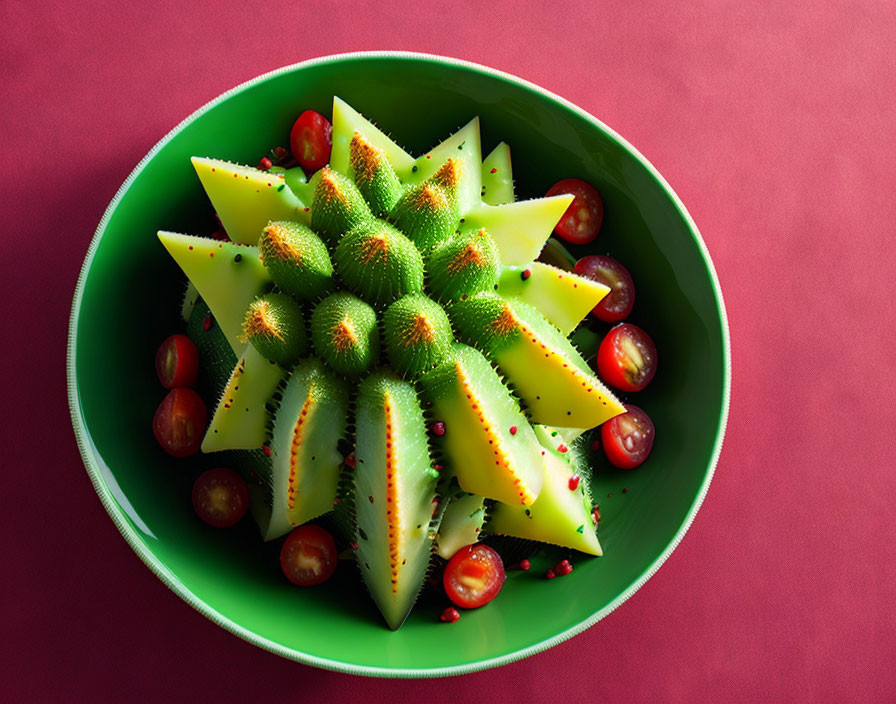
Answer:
[[150, 98, 659, 630]]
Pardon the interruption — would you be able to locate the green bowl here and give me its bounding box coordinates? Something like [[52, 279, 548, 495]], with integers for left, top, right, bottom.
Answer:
[[68, 52, 730, 677]]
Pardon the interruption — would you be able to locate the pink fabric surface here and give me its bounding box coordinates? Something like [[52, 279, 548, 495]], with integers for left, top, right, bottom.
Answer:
[[3, 1, 894, 701]]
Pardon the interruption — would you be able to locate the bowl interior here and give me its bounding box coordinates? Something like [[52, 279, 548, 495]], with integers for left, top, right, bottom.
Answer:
[[70, 54, 727, 676]]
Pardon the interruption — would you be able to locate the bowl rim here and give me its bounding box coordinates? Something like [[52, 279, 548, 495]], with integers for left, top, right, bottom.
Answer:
[[67, 50, 731, 678]]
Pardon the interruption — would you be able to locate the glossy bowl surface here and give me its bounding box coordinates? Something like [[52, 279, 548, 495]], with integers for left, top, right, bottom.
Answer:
[[68, 52, 730, 677]]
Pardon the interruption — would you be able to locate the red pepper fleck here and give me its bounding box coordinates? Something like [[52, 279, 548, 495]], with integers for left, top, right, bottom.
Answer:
[[509, 425, 518, 435], [622, 487, 629, 494], [368, 496, 374, 503], [272, 146, 289, 162], [333, 497, 341, 505], [350, 542, 359, 551], [202, 315, 212, 331], [344, 452, 356, 469], [521, 268, 532, 281], [568, 474, 580, 491], [490, 167, 497, 174], [545, 569, 556, 580], [593, 505, 601, 525], [520, 559, 531, 571], [258, 157, 273, 171], [591, 437, 601, 452], [431, 421, 446, 437], [433, 464, 444, 471], [262, 444, 271, 457], [440, 607, 460, 623], [557, 444, 569, 453]]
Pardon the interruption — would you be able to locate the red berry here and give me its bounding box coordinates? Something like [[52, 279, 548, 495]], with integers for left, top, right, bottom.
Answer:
[[521, 268, 532, 281], [344, 452, 356, 469], [432, 421, 446, 436], [519, 559, 531, 571], [258, 157, 273, 171], [557, 444, 569, 453], [554, 559, 573, 577], [545, 569, 556, 580], [509, 425, 518, 435], [440, 607, 461, 623], [568, 474, 580, 491]]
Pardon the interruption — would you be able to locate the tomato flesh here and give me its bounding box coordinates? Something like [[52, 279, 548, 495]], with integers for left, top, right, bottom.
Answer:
[[290, 110, 332, 173], [192, 468, 249, 527], [574, 255, 635, 322], [152, 387, 207, 457], [601, 404, 655, 469], [443, 544, 505, 609], [280, 524, 338, 587], [597, 323, 657, 392], [545, 178, 604, 245], [155, 334, 199, 389]]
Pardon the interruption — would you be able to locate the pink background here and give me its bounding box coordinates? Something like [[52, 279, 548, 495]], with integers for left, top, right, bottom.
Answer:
[[3, 1, 895, 701]]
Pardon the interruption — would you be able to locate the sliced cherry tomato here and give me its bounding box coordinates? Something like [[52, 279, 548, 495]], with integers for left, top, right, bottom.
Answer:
[[545, 178, 605, 245], [290, 110, 332, 173], [597, 323, 657, 392], [152, 387, 207, 457], [192, 468, 249, 527], [574, 255, 635, 322], [280, 524, 338, 587], [155, 334, 199, 389], [443, 544, 505, 609], [601, 404, 655, 469]]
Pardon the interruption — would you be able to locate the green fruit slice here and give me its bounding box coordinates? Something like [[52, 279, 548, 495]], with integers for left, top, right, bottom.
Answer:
[[329, 97, 416, 178], [449, 294, 625, 429], [435, 493, 487, 559], [262, 359, 350, 541], [419, 343, 544, 506], [481, 142, 514, 206], [353, 372, 439, 630], [158, 231, 270, 356], [460, 195, 574, 266], [397, 118, 482, 215], [191, 157, 310, 244], [201, 344, 286, 453], [498, 262, 609, 336], [490, 425, 602, 556]]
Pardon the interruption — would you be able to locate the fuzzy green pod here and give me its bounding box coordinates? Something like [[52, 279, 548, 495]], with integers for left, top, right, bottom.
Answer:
[[258, 221, 334, 301], [310, 167, 372, 243], [427, 228, 500, 301], [382, 294, 454, 378], [449, 293, 625, 429], [310, 292, 380, 377], [389, 158, 463, 253], [241, 292, 308, 368], [333, 220, 424, 308], [353, 371, 438, 630], [350, 131, 403, 217]]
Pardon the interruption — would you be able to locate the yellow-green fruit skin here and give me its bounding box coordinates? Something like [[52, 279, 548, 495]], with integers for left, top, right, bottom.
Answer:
[[242, 292, 308, 368], [427, 228, 500, 302], [310, 167, 372, 244], [258, 221, 334, 301], [382, 294, 454, 378]]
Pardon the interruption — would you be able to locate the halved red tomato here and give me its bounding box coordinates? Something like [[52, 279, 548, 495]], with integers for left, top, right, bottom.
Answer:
[[443, 544, 505, 609], [597, 323, 657, 392], [574, 255, 635, 322], [290, 110, 332, 173], [280, 524, 338, 587], [601, 404, 655, 469], [546, 178, 604, 245], [155, 334, 199, 389], [192, 468, 249, 527], [152, 387, 206, 457]]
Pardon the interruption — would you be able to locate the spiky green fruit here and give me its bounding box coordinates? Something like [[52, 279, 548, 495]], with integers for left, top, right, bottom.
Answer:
[[489, 425, 602, 556], [158, 231, 270, 356], [419, 343, 544, 506], [481, 142, 515, 206], [435, 493, 487, 559], [497, 262, 609, 336], [427, 228, 500, 301], [333, 220, 424, 308], [389, 159, 463, 253], [350, 132, 403, 217], [382, 294, 453, 378], [241, 292, 308, 368], [353, 372, 439, 630], [258, 221, 333, 301], [449, 293, 625, 429], [310, 167, 372, 243], [310, 292, 380, 377], [202, 344, 287, 453], [261, 358, 350, 541]]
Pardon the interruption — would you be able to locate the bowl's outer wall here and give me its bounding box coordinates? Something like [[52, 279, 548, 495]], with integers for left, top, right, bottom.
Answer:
[[71, 55, 726, 673]]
